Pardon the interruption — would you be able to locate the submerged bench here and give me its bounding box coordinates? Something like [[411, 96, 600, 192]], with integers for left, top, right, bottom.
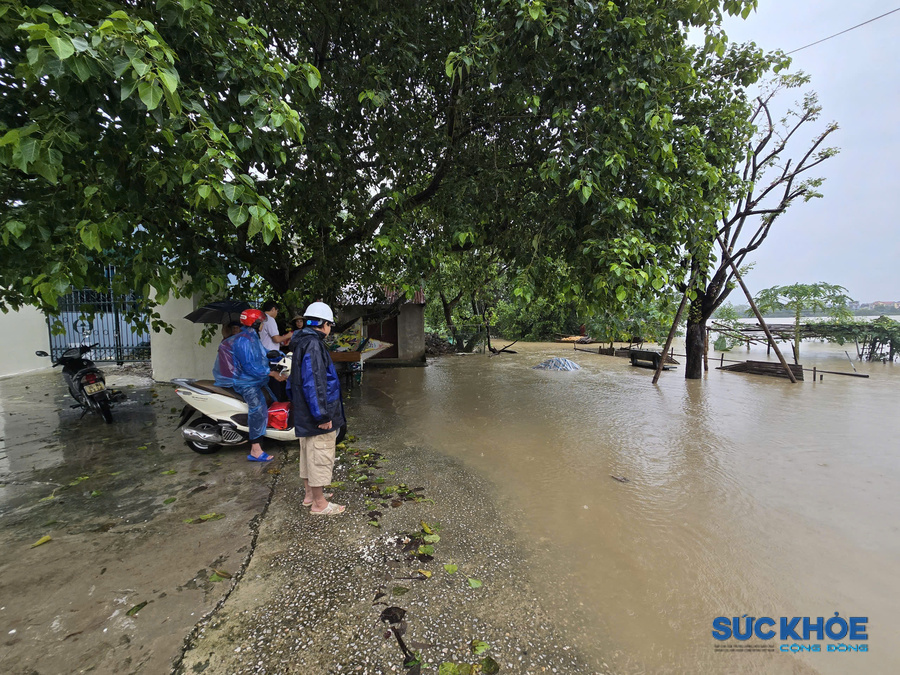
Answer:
[[629, 350, 673, 370]]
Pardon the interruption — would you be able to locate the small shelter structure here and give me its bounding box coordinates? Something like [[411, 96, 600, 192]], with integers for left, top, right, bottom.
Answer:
[[340, 288, 426, 366]]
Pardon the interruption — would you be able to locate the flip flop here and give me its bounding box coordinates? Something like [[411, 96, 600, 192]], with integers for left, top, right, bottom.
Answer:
[[247, 452, 274, 462], [302, 493, 333, 507], [310, 502, 345, 516]]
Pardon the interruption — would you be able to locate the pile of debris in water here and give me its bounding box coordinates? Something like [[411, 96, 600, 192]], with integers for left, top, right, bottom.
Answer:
[[425, 332, 456, 356], [533, 357, 581, 371], [557, 335, 595, 344]]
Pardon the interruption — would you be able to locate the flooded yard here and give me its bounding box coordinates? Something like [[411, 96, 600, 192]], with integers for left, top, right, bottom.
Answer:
[[352, 341, 900, 674]]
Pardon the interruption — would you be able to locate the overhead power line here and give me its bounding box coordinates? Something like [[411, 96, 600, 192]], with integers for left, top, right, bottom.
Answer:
[[787, 6, 900, 54]]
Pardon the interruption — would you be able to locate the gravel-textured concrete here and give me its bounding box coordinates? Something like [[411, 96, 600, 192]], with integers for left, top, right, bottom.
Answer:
[[1, 368, 606, 674], [178, 439, 601, 674]]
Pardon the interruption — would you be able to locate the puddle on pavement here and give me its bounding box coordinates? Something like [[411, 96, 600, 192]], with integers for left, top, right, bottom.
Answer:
[[0, 368, 225, 530]]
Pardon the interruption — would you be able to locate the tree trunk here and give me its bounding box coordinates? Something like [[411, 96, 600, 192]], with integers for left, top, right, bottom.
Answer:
[[439, 291, 464, 351], [685, 319, 706, 379], [684, 288, 715, 380]]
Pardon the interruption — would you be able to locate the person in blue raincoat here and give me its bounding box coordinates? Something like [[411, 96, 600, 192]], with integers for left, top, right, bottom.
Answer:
[[290, 301, 346, 514], [215, 308, 286, 462]]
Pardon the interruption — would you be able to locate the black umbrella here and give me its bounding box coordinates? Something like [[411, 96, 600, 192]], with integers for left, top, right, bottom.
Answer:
[[184, 300, 251, 325]]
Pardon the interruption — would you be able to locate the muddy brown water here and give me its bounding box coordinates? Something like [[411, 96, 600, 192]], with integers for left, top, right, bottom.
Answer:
[[354, 341, 899, 674]]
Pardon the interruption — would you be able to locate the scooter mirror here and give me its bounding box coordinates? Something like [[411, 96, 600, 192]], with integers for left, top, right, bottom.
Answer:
[[35, 350, 49, 357]]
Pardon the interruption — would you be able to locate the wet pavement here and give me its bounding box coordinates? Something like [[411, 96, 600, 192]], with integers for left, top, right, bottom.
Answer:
[[0, 368, 600, 675], [0, 368, 277, 674]]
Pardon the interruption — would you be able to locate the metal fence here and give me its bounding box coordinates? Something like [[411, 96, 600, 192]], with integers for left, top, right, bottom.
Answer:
[[47, 272, 151, 363]]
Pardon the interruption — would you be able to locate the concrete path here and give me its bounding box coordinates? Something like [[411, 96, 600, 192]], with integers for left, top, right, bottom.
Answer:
[[1, 370, 602, 674]]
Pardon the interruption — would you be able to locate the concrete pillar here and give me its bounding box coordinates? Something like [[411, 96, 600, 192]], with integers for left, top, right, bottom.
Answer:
[[150, 294, 220, 382], [0, 305, 51, 377], [397, 304, 425, 362]]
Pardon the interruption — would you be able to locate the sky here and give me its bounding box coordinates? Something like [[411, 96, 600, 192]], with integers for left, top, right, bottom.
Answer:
[[718, 1, 900, 303]]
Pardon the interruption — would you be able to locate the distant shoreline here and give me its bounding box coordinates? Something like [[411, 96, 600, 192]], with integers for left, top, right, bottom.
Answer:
[[718, 308, 900, 319]]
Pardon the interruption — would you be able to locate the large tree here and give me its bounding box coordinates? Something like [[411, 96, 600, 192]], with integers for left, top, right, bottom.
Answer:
[[0, 0, 319, 326], [2, 0, 774, 331], [681, 73, 839, 378]]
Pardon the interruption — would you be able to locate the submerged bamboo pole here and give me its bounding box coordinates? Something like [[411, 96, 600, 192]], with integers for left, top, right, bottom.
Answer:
[[716, 235, 797, 384], [652, 291, 689, 385]]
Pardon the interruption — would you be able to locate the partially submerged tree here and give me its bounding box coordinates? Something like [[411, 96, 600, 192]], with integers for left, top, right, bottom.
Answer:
[[681, 73, 840, 378], [752, 281, 853, 362]]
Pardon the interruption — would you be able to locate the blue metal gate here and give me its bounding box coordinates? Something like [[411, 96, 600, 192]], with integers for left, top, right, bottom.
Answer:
[[47, 270, 151, 363]]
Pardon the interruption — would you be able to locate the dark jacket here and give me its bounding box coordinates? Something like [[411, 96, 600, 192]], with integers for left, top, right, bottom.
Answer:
[[290, 327, 344, 437]]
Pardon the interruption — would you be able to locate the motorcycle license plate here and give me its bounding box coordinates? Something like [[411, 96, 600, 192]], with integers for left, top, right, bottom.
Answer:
[[84, 382, 106, 395]]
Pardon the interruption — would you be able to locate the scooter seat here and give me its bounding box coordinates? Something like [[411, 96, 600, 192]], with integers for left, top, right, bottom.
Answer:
[[192, 380, 244, 400]]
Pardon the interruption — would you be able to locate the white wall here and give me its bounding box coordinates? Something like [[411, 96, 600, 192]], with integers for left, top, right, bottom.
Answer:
[[150, 294, 220, 382], [0, 305, 51, 377]]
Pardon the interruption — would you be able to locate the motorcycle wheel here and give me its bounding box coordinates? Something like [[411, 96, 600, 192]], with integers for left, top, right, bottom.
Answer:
[[98, 398, 113, 424], [186, 417, 221, 454]]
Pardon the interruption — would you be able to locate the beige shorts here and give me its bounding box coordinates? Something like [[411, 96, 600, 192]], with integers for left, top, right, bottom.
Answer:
[[298, 430, 338, 487]]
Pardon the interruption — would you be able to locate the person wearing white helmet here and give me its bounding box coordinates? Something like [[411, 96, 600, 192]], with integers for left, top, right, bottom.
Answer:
[[289, 301, 346, 515]]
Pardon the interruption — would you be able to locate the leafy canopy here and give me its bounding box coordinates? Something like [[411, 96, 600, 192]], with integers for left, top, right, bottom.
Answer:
[[2, 0, 775, 331]]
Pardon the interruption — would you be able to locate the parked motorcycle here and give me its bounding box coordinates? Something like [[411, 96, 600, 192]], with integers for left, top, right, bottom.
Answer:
[[173, 351, 346, 454], [173, 351, 294, 454], [35, 344, 125, 423]]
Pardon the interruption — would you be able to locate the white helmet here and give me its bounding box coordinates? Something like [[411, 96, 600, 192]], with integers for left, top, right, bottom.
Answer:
[[303, 301, 334, 323]]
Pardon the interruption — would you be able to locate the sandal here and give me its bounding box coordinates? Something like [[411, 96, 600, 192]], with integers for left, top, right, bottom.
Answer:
[[247, 452, 274, 462], [310, 502, 345, 516], [303, 493, 333, 507]]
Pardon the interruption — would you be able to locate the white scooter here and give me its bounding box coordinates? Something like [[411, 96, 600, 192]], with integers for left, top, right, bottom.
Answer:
[[172, 351, 295, 454]]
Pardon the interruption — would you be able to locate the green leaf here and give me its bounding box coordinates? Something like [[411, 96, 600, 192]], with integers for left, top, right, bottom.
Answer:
[[30, 535, 52, 548], [17, 137, 39, 167], [467, 577, 482, 589], [163, 497, 176, 504], [228, 204, 249, 226], [306, 68, 321, 90], [46, 35, 75, 60], [125, 601, 148, 616], [443, 563, 458, 575], [158, 66, 179, 93], [138, 80, 163, 110], [480, 656, 500, 674], [470, 640, 490, 656], [160, 469, 176, 475], [131, 59, 151, 77], [120, 76, 139, 101]]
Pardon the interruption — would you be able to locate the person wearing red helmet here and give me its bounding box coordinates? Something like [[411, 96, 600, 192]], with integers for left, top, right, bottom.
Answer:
[[214, 308, 287, 461]]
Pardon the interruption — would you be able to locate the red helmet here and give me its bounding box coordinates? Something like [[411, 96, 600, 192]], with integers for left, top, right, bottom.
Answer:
[[239, 308, 265, 327]]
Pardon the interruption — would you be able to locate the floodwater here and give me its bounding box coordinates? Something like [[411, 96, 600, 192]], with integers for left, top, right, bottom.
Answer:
[[355, 340, 900, 674]]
